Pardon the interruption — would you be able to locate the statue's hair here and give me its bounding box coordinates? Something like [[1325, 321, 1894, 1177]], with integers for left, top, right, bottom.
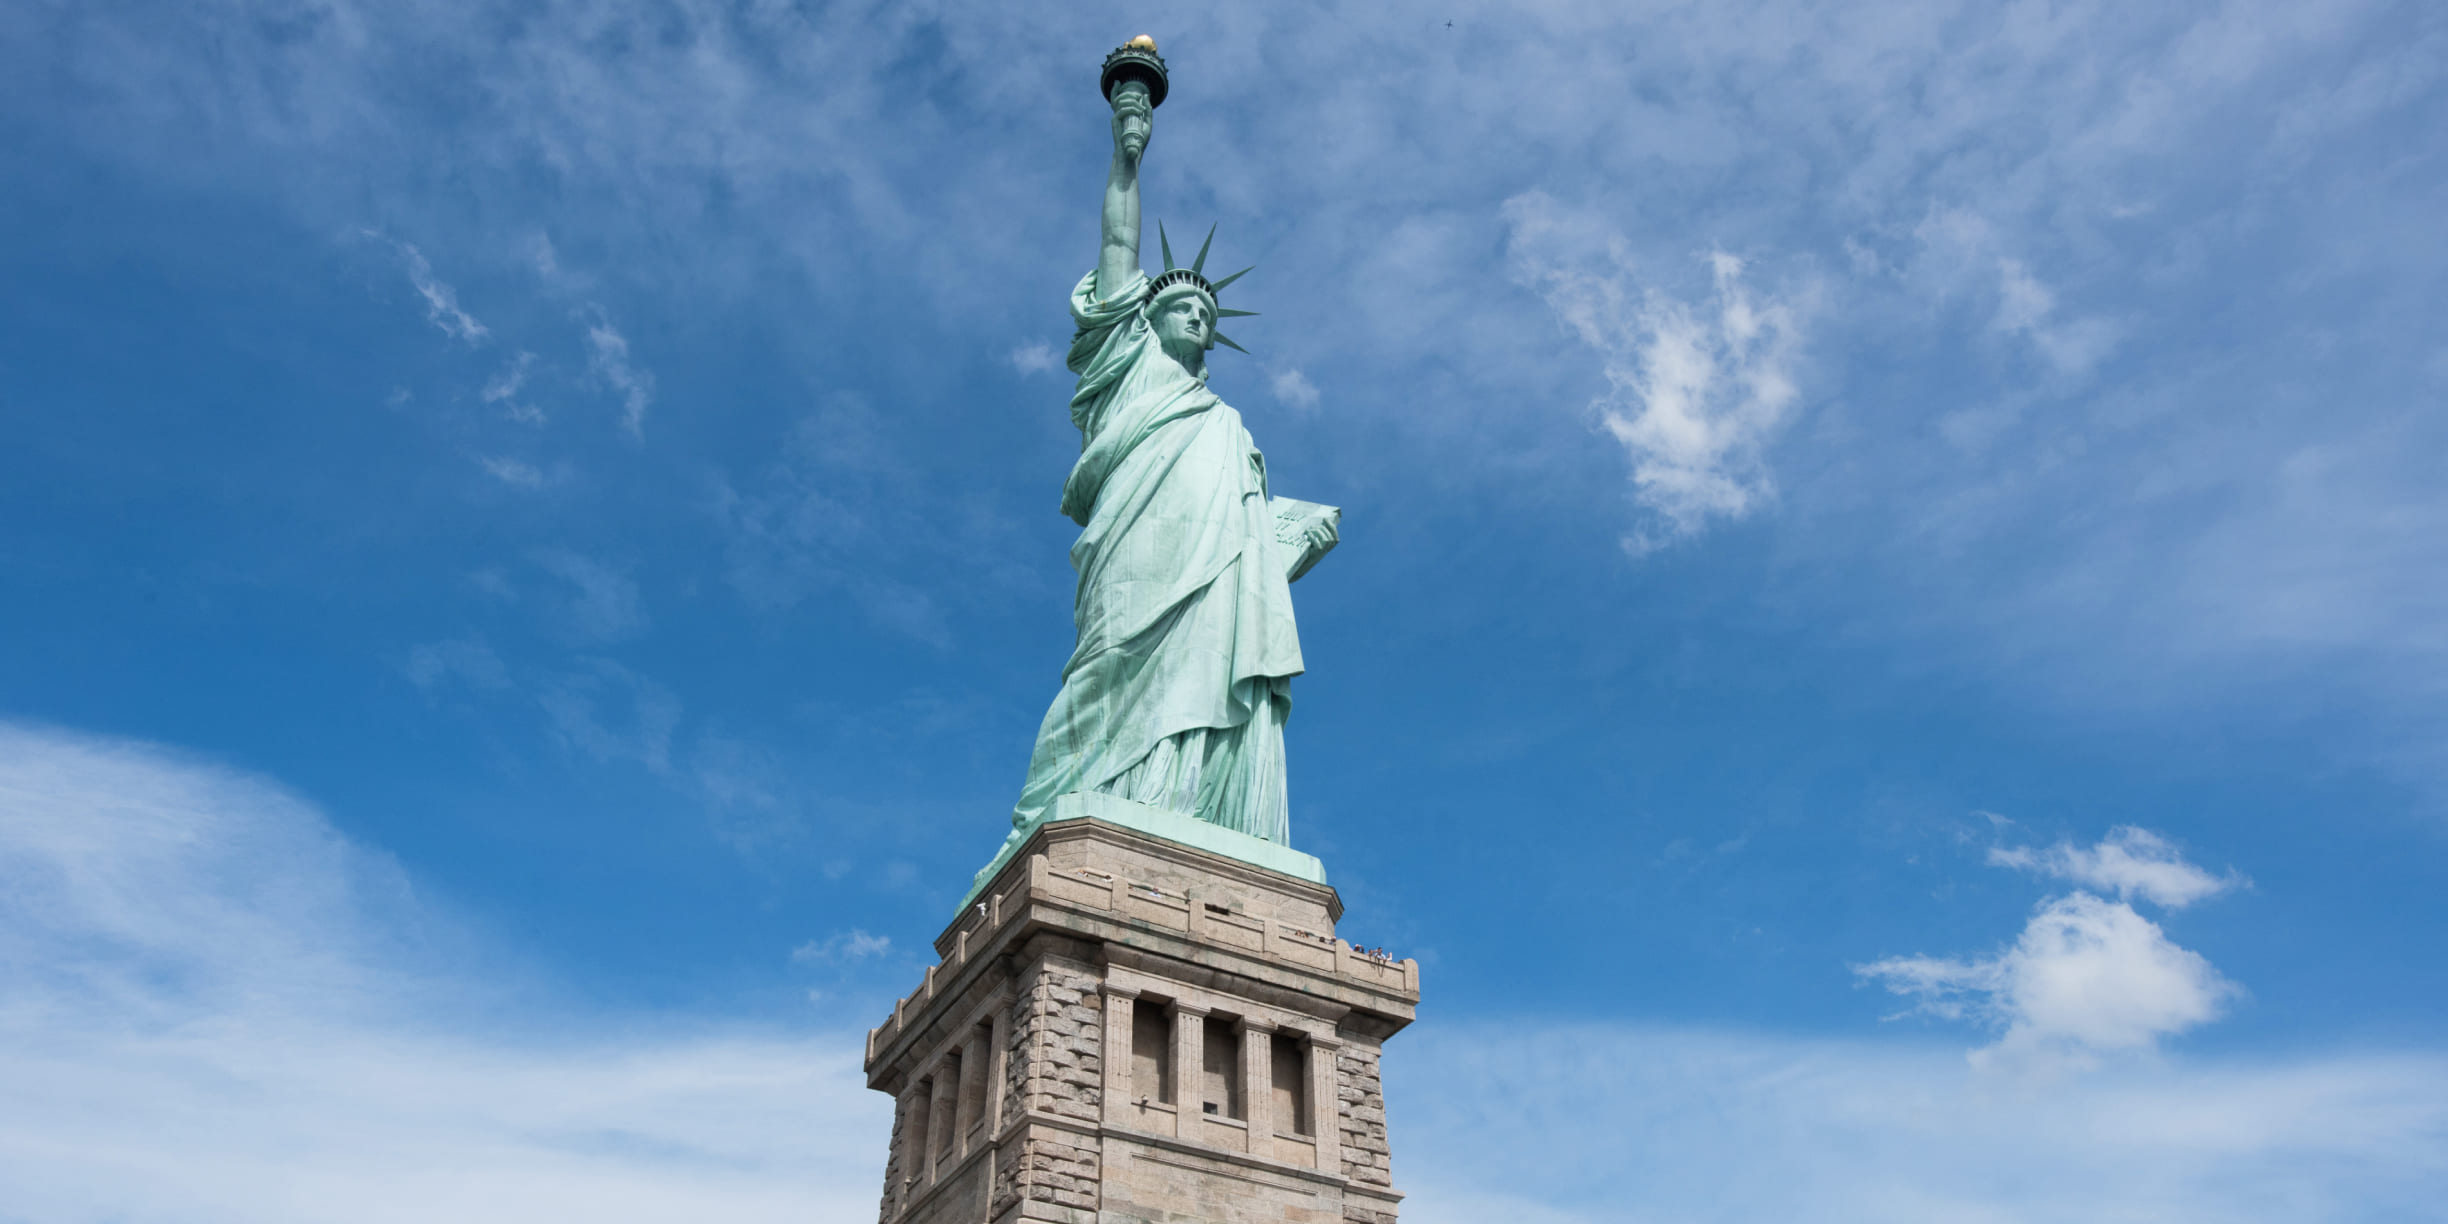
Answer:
[[1148, 278, 1217, 314]]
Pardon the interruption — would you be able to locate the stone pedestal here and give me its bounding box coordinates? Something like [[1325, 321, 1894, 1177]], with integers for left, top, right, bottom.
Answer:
[[866, 798, 1416, 1224]]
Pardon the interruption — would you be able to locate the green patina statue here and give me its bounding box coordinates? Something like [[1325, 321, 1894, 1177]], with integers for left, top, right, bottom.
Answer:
[[996, 38, 1340, 868]]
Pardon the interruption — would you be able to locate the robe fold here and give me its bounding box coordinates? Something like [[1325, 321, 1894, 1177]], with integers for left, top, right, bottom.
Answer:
[[1007, 268, 1304, 845]]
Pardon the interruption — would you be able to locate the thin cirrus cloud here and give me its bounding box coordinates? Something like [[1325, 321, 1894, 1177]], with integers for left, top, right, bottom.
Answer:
[[1988, 825, 2247, 909], [535, 550, 649, 645], [584, 313, 655, 439], [1394, 1020, 2448, 1223], [1008, 340, 1062, 375], [476, 454, 549, 489], [0, 721, 886, 1224], [1269, 367, 1321, 412], [790, 929, 892, 966], [480, 349, 544, 425], [46, 0, 2441, 777], [363, 231, 488, 346]]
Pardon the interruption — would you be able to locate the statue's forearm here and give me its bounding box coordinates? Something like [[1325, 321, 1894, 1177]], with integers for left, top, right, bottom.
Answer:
[[1098, 155, 1139, 296]]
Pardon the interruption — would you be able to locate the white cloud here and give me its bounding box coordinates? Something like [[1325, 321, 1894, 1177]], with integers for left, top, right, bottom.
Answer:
[[1270, 367, 1321, 411], [468, 567, 517, 601], [1858, 892, 2241, 1071], [476, 454, 547, 488], [585, 315, 653, 438], [1396, 1021, 2448, 1224], [480, 350, 543, 424], [1, 722, 2437, 1223], [0, 721, 884, 1223], [1008, 340, 1060, 375], [402, 638, 511, 693], [686, 732, 806, 851], [1859, 829, 2246, 1071], [1990, 826, 2244, 909], [790, 930, 890, 966], [529, 232, 562, 281], [1912, 209, 2122, 381], [398, 645, 811, 853], [537, 658, 680, 773], [713, 400, 974, 647], [536, 551, 647, 643], [368, 233, 488, 345], [1504, 192, 1807, 554]]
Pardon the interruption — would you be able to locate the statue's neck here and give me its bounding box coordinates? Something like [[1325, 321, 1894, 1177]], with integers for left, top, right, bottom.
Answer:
[[1158, 335, 1206, 380]]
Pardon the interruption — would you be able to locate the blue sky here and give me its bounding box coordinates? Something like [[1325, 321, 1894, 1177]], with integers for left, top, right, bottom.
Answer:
[[3, 0, 2445, 1219]]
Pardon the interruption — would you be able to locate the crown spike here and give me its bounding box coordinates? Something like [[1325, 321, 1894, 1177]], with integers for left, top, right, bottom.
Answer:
[[1192, 224, 1216, 275], [1158, 221, 1176, 273], [1213, 331, 1250, 354], [1209, 265, 1254, 293], [1217, 308, 1260, 318]]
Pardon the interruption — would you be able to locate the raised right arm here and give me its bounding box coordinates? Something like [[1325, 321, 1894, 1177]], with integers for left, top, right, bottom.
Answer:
[[1098, 82, 1150, 297]]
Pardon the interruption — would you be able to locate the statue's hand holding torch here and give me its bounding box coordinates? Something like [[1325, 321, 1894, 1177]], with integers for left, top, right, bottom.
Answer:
[[1111, 82, 1151, 165]]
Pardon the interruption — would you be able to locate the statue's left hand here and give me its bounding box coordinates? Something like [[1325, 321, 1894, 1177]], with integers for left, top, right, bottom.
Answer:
[[1286, 516, 1339, 582], [1301, 518, 1339, 555]]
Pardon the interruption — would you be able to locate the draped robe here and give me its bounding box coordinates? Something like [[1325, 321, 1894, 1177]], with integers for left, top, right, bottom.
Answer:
[[1007, 268, 1305, 846]]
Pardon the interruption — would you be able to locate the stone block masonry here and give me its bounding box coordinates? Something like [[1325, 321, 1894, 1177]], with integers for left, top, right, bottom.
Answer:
[[866, 805, 1418, 1224]]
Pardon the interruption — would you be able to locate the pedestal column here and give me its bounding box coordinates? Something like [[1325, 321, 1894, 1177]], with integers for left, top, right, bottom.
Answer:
[[1309, 1031, 1342, 1175], [1239, 1016, 1274, 1157], [1173, 1001, 1208, 1120], [1101, 983, 1138, 1126], [922, 1053, 957, 1183]]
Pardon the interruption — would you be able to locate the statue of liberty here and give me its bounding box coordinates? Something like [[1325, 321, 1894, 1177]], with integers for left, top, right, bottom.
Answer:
[[1002, 38, 1339, 859]]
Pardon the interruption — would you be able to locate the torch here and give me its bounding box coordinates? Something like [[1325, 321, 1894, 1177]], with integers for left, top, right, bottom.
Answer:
[[1100, 36, 1169, 159]]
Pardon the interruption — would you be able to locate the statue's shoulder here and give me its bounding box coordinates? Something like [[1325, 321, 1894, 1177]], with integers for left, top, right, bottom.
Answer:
[[1075, 268, 1150, 322]]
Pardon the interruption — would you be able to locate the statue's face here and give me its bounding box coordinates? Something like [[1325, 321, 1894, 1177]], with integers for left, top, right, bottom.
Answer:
[[1151, 292, 1214, 360]]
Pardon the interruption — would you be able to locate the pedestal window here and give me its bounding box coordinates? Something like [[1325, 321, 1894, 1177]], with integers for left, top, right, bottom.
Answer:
[[1200, 1016, 1245, 1120], [1270, 1033, 1311, 1136], [1131, 998, 1174, 1104]]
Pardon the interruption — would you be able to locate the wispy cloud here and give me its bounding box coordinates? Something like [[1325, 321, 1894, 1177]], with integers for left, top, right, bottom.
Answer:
[[686, 732, 805, 852], [402, 637, 511, 693], [0, 721, 883, 1223], [537, 658, 680, 773], [1008, 340, 1060, 375], [1505, 193, 1808, 554], [789, 930, 889, 966], [1989, 826, 2246, 909], [1396, 1020, 2448, 1223], [5, 723, 2440, 1222], [1910, 207, 2121, 385], [395, 642, 813, 855], [536, 551, 647, 644], [480, 350, 543, 424], [584, 314, 653, 439], [367, 233, 488, 345], [713, 397, 985, 647], [476, 454, 548, 488], [1269, 367, 1320, 411]]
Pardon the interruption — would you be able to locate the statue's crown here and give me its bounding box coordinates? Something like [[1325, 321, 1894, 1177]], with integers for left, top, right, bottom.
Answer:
[[1145, 221, 1259, 354], [1147, 267, 1216, 301]]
